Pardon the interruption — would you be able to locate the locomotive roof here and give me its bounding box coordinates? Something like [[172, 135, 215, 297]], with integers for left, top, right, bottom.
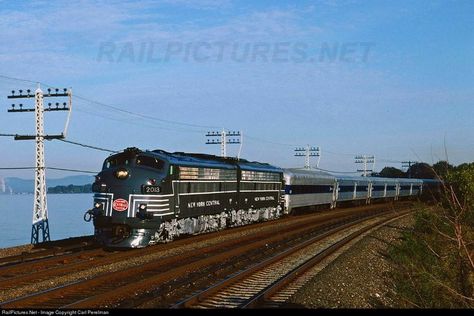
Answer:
[[150, 149, 282, 173]]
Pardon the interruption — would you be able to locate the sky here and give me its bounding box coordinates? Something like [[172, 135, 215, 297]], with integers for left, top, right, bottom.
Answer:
[[0, 0, 472, 179]]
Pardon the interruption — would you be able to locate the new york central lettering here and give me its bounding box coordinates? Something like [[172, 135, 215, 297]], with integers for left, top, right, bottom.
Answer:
[[188, 200, 221, 209]]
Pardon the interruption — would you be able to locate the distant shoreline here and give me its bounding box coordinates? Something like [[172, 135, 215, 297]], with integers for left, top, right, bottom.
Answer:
[[0, 192, 93, 195]]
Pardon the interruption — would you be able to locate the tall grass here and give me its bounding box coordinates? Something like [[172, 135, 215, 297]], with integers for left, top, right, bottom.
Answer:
[[388, 163, 474, 308]]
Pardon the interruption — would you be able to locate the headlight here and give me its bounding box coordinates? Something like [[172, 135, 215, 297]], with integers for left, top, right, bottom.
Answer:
[[115, 168, 129, 179], [94, 202, 102, 209]]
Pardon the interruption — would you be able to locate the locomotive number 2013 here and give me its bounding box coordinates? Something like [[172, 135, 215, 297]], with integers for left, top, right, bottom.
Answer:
[[142, 185, 161, 194]]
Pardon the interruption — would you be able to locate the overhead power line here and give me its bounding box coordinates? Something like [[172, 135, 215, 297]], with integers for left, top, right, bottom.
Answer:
[[0, 73, 414, 167], [74, 95, 219, 130], [1, 133, 119, 154], [46, 167, 99, 174], [0, 74, 39, 85], [0, 166, 98, 174], [57, 139, 119, 153], [0, 74, 218, 130]]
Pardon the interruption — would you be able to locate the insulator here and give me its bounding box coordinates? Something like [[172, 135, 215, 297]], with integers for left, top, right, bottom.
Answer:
[[11, 90, 15, 95], [63, 88, 67, 92], [55, 88, 59, 93], [47, 88, 51, 93], [19, 104, 23, 108], [56, 102, 59, 107], [11, 104, 15, 108], [27, 89, 31, 94], [19, 89, 23, 95]]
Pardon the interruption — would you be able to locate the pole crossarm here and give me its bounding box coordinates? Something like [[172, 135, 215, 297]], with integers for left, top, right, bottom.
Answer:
[[401, 160, 418, 178], [14, 134, 65, 140], [205, 129, 241, 157], [295, 145, 321, 169], [355, 155, 375, 177]]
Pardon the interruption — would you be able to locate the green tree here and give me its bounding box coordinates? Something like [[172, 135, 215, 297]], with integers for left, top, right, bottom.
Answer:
[[407, 163, 437, 179], [378, 167, 406, 178], [432, 160, 454, 179]]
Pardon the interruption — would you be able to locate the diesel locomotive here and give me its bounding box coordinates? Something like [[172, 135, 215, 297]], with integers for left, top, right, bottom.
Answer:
[[85, 147, 435, 248], [85, 147, 283, 248]]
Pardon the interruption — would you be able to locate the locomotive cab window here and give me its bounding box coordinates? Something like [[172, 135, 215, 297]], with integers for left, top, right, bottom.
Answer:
[[104, 155, 130, 169], [136, 155, 164, 170]]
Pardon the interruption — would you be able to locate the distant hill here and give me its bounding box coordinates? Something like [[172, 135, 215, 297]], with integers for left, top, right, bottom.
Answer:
[[1, 175, 94, 194], [48, 184, 93, 194]]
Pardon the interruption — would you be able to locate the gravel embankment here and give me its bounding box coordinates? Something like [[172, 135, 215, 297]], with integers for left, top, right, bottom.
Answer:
[[290, 214, 414, 308], [0, 244, 34, 258]]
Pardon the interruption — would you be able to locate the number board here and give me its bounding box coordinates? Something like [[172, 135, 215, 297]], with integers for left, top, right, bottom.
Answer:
[[142, 185, 161, 194]]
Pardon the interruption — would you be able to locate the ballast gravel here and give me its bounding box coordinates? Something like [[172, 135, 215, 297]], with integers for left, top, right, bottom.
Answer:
[[289, 214, 414, 308]]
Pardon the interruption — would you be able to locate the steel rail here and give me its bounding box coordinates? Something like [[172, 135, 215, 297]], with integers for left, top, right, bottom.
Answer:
[[0, 202, 411, 309], [171, 208, 411, 308], [241, 211, 412, 308]]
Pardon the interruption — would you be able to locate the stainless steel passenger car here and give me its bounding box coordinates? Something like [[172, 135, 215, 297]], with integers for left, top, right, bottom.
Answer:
[[397, 178, 423, 198], [283, 168, 337, 213], [369, 177, 398, 200], [335, 176, 371, 204]]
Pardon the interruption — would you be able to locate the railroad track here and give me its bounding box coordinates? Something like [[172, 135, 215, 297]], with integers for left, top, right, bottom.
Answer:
[[172, 210, 411, 308], [0, 205, 380, 300], [0, 202, 413, 309], [0, 236, 97, 268]]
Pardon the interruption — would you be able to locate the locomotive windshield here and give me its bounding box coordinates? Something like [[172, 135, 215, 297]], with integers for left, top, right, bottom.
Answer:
[[104, 155, 130, 169], [103, 153, 165, 171], [136, 155, 164, 170]]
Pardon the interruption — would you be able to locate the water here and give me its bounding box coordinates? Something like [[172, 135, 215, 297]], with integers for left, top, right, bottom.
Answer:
[[0, 194, 94, 248]]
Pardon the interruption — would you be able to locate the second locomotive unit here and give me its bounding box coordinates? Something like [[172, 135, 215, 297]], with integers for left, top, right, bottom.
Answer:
[[85, 147, 283, 248]]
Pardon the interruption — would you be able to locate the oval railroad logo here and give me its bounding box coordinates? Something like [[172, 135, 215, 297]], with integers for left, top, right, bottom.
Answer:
[[112, 199, 128, 212]]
